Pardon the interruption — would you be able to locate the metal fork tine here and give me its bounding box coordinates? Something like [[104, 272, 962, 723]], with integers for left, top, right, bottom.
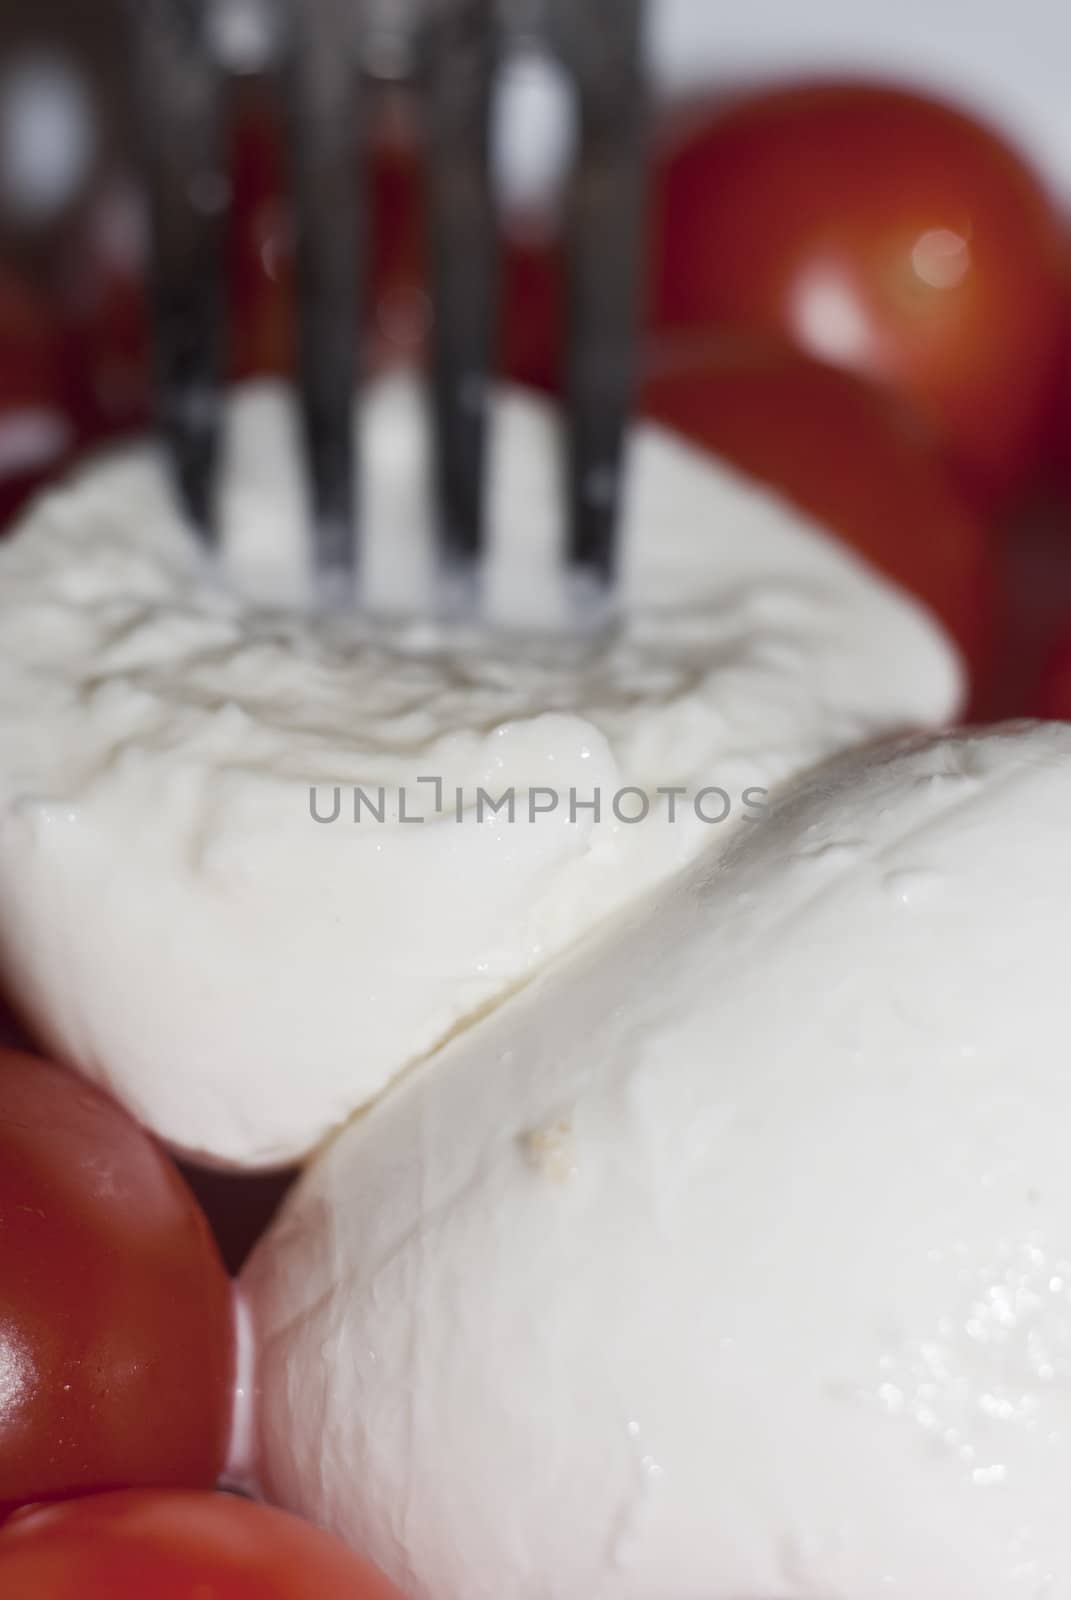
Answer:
[[282, 0, 362, 587], [557, 0, 646, 584], [134, 0, 227, 540], [424, 0, 499, 569]]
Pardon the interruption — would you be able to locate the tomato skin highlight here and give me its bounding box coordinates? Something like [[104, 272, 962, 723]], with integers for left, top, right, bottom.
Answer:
[[0, 1490, 405, 1598], [0, 1050, 234, 1515], [641, 332, 994, 679], [649, 81, 1068, 509]]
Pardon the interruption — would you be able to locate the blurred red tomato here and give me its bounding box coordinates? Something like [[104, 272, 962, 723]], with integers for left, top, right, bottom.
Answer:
[[501, 227, 560, 393], [56, 90, 428, 436], [1035, 621, 1071, 719], [365, 112, 429, 370], [641, 334, 994, 676], [0, 273, 67, 411], [0, 1491, 404, 1598], [0, 271, 74, 529], [1037, 243, 1071, 491], [649, 82, 1068, 509], [499, 270, 994, 682], [69, 187, 151, 442], [0, 1049, 234, 1516], [228, 90, 293, 381], [228, 90, 428, 381]]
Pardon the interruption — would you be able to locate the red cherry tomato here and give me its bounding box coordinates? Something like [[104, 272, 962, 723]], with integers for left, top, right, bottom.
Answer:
[[641, 333, 995, 678], [60, 93, 428, 429], [0, 273, 67, 411], [228, 90, 294, 382], [63, 189, 151, 444], [0, 1491, 404, 1598], [501, 263, 994, 682], [1038, 245, 1071, 491], [0, 1049, 234, 1516], [501, 227, 560, 395], [649, 81, 1068, 508], [228, 91, 429, 381], [1035, 623, 1071, 719], [0, 271, 74, 530], [365, 112, 429, 371]]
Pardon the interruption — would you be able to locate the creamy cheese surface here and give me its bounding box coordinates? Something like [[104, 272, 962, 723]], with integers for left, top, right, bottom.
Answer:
[[241, 722, 1071, 1599], [0, 376, 960, 1167]]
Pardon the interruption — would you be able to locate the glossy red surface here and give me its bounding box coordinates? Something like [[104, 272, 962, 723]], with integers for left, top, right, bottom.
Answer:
[[0, 1050, 234, 1515], [642, 332, 996, 679], [0, 1491, 404, 1598], [649, 82, 1069, 509]]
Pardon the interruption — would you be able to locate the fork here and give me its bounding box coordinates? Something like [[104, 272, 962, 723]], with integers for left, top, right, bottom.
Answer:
[[133, 0, 646, 601]]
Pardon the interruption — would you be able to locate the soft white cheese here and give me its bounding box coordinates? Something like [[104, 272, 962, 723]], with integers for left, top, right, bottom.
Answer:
[[0, 375, 960, 1167], [241, 721, 1071, 1599]]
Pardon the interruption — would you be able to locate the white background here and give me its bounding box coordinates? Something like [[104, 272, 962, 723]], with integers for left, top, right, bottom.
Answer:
[[498, 0, 1071, 219], [650, 0, 1070, 196]]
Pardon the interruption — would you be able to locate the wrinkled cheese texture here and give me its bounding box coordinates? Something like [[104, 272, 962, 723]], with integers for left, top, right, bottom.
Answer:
[[0, 377, 960, 1167], [242, 722, 1071, 1599]]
